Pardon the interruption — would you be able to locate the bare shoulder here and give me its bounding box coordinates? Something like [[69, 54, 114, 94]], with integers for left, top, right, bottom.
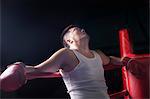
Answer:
[[53, 48, 69, 56], [95, 49, 110, 65], [46, 48, 71, 65], [57, 48, 79, 72], [95, 49, 105, 55], [56, 47, 68, 53], [58, 48, 77, 61], [53, 48, 75, 63]]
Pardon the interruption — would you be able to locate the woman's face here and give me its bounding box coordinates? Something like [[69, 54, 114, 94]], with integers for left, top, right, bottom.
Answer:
[[67, 27, 88, 41]]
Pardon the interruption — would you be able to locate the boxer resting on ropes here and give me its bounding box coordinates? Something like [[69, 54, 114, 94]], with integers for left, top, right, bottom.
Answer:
[[0, 25, 139, 99]]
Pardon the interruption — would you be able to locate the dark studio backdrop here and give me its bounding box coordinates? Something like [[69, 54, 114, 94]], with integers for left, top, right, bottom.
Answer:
[[1, 0, 149, 98]]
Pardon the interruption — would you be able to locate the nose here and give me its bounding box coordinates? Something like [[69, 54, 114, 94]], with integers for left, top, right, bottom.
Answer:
[[81, 29, 85, 32]]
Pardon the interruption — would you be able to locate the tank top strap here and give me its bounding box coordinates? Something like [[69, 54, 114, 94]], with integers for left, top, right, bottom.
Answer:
[[72, 50, 83, 62], [91, 50, 103, 64]]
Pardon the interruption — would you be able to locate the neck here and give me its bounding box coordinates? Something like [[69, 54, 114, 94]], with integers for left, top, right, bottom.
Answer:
[[70, 38, 90, 53]]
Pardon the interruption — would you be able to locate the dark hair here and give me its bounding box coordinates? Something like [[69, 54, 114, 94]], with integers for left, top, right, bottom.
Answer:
[[60, 24, 80, 48]]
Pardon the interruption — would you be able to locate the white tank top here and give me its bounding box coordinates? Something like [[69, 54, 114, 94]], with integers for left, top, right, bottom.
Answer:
[[59, 50, 110, 99]]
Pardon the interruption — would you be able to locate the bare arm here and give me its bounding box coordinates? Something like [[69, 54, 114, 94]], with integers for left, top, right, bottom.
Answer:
[[25, 48, 68, 79], [96, 50, 123, 70]]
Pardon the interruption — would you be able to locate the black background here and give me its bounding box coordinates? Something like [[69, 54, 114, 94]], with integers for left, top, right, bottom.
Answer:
[[1, 0, 149, 98]]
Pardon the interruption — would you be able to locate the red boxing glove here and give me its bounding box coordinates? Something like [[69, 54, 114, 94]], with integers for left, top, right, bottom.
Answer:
[[122, 57, 144, 78], [121, 57, 137, 70], [0, 62, 27, 92], [121, 57, 132, 66]]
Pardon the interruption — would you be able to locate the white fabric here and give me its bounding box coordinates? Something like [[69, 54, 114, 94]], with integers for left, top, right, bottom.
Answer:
[[59, 50, 110, 99]]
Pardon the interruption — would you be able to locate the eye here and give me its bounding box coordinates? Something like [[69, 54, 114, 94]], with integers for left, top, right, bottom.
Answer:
[[72, 27, 81, 32], [72, 28, 77, 32]]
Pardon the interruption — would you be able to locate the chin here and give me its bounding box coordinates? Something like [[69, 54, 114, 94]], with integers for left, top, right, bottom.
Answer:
[[80, 34, 89, 40]]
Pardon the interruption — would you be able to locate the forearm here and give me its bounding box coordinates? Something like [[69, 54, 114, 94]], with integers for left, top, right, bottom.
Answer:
[[25, 65, 42, 80], [25, 65, 60, 80], [103, 56, 124, 70], [25, 65, 36, 73], [109, 56, 124, 67]]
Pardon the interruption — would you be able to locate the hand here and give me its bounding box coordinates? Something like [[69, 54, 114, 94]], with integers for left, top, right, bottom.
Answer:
[[127, 59, 144, 77], [7, 62, 27, 83], [0, 62, 27, 92], [122, 57, 145, 78], [7, 62, 25, 68], [14, 62, 27, 84], [121, 57, 132, 66]]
